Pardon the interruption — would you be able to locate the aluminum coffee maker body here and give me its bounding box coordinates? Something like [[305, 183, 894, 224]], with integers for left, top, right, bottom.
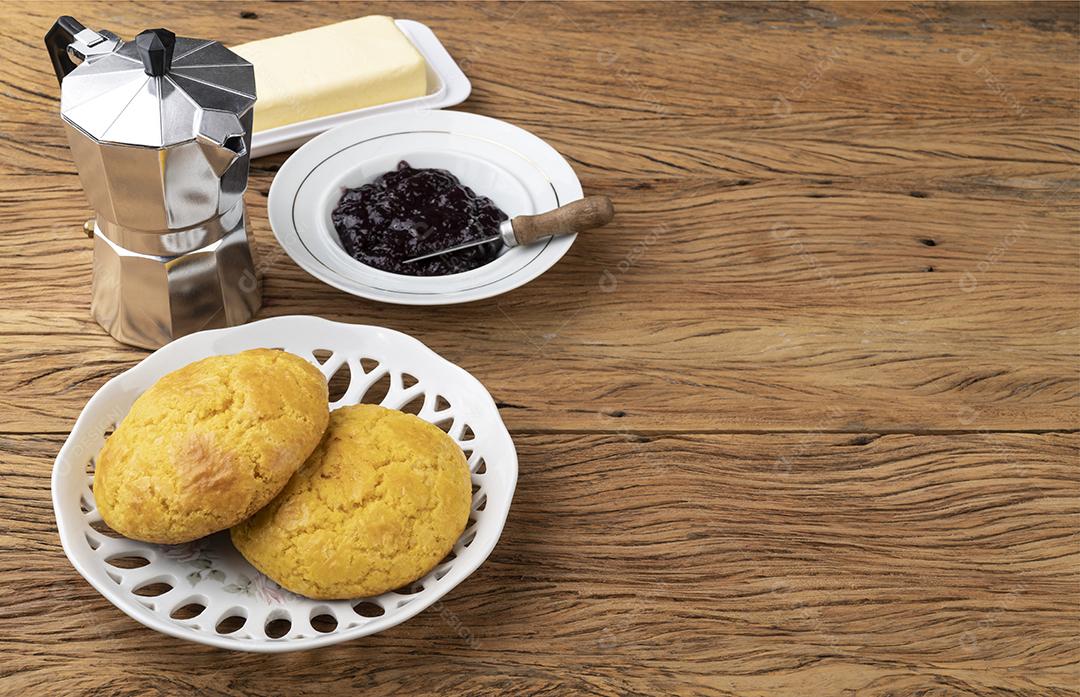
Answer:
[[46, 16, 261, 349]]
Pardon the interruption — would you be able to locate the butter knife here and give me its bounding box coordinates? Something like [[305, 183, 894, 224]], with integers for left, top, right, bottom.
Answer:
[[404, 195, 614, 264]]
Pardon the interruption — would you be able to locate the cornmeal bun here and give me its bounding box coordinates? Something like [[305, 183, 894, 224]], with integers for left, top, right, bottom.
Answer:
[[231, 404, 471, 599], [93, 349, 329, 544]]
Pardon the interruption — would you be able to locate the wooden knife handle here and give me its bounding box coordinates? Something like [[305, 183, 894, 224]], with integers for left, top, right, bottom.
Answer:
[[510, 196, 615, 246]]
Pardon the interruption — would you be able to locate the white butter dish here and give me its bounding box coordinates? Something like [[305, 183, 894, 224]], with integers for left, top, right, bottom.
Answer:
[[249, 20, 470, 159]]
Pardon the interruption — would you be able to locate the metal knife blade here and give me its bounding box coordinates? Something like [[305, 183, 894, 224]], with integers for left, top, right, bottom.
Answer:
[[402, 235, 500, 264], [402, 198, 613, 265]]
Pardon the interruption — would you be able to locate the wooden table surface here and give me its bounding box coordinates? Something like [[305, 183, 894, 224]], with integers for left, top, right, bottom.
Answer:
[[1, 2, 1077, 695]]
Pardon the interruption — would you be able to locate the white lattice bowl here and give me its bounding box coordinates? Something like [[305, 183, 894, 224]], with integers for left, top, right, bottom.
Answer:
[[52, 316, 516, 652]]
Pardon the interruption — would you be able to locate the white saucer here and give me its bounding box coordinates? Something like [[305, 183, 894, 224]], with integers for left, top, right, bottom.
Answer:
[[267, 110, 583, 305]]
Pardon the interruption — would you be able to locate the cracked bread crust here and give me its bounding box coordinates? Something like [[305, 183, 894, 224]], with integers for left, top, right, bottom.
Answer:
[[93, 349, 330, 544], [230, 404, 472, 600]]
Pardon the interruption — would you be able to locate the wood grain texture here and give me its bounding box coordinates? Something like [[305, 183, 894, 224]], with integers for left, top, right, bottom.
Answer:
[[0, 1, 1077, 695], [0, 2, 1077, 434], [1, 433, 1077, 696]]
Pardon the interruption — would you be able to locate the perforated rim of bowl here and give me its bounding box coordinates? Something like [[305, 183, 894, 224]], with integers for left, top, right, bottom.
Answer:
[[52, 316, 517, 652]]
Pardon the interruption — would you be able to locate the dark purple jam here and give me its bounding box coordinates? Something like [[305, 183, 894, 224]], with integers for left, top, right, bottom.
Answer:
[[331, 161, 507, 276]]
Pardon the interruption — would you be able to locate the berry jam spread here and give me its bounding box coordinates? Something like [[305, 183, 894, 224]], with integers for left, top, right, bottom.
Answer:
[[332, 161, 508, 276]]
